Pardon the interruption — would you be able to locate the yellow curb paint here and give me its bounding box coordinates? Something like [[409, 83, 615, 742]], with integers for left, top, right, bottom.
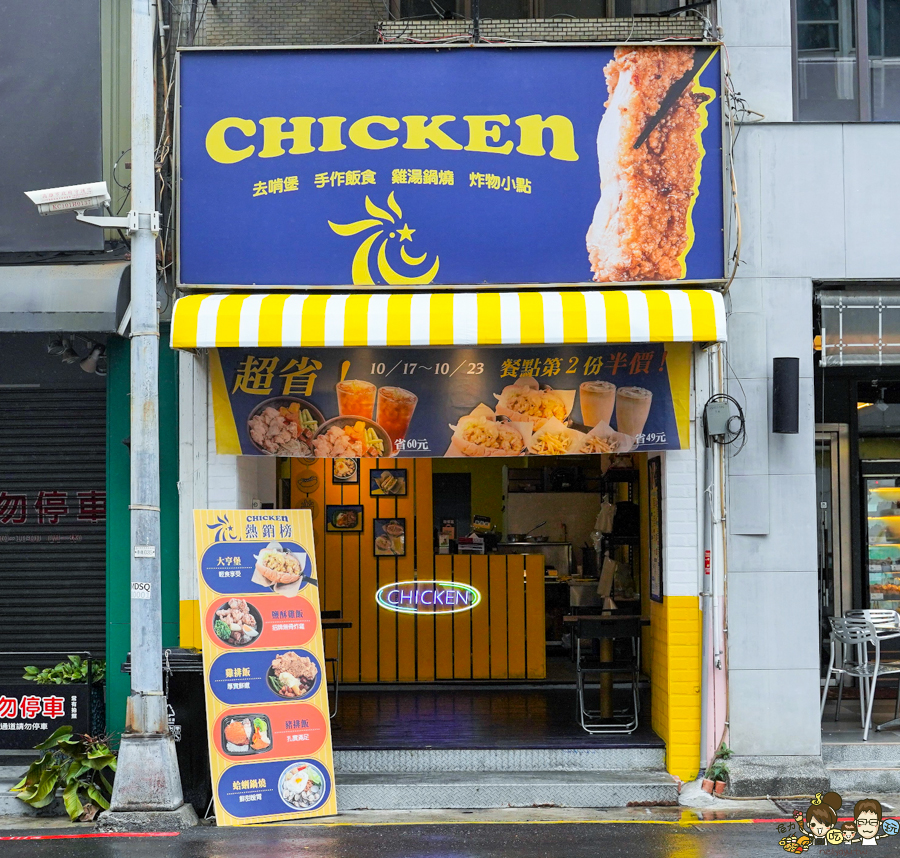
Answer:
[[246, 817, 777, 828]]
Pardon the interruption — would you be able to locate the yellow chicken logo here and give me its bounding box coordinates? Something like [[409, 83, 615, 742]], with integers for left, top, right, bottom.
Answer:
[[328, 192, 440, 286]]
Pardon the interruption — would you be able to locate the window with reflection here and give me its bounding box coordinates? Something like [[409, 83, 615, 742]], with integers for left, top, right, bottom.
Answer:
[[795, 0, 900, 120]]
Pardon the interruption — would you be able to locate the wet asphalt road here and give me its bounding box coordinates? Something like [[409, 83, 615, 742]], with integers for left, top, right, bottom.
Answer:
[[0, 821, 785, 857]]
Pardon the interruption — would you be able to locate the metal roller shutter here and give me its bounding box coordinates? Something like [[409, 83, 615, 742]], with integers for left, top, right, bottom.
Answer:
[[0, 388, 106, 677]]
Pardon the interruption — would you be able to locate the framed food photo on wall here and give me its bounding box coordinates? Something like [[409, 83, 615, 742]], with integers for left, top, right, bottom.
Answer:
[[648, 456, 664, 603], [332, 457, 359, 484], [325, 505, 363, 533], [370, 469, 407, 497], [374, 519, 405, 557]]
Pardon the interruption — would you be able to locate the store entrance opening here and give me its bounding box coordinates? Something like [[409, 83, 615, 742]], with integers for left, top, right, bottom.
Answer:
[[281, 453, 662, 752]]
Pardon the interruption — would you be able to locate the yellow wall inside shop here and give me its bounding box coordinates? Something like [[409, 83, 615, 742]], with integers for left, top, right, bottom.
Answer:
[[859, 438, 900, 459], [432, 457, 507, 532], [650, 598, 668, 741]]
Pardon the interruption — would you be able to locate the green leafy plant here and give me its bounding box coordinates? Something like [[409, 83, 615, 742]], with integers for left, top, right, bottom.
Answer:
[[22, 656, 106, 685], [705, 743, 732, 782], [704, 759, 729, 782], [11, 726, 116, 821]]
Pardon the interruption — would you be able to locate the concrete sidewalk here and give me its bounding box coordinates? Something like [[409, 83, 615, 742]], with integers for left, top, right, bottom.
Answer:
[[0, 801, 789, 831]]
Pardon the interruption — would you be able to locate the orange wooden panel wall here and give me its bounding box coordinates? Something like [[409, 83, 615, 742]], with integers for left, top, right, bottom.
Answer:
[[291, 458, 545, 681]]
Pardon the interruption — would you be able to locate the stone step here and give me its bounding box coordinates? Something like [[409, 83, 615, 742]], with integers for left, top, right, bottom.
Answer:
[[334, 769, 678, 811], [334, 747, 665, 774], [827, 763, 900, 794], [0, 765, 64, 817], [822, 742, 900, 764]]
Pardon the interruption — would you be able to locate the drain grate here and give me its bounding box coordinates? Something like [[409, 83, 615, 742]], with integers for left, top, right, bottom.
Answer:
[[773, 799, 815, 817]]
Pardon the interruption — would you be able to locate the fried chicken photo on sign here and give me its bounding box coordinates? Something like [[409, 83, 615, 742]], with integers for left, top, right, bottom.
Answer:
[[586, 46, 711, 283]]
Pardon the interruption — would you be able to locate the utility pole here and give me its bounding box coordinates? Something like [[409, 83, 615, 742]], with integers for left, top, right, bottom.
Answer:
[[99, 0, 196, 829]]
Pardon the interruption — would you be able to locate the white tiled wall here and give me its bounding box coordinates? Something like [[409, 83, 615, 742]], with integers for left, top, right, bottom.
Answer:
[[206, 405, 277, 509], [657, 345, 713, 601], [179, 351, 276, 602], [662, 446, 702, 599], [717, 0, 794, 122]]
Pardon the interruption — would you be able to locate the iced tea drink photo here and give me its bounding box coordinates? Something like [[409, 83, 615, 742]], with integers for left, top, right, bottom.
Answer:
[[579, 380, 617, 427], [615, 386, 653, 439], [336, 379, 376, 420], [376, 387, 418, 453]]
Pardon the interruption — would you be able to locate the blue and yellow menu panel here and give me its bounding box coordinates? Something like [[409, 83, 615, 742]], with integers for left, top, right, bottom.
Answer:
[[194, 509, 336, 825]]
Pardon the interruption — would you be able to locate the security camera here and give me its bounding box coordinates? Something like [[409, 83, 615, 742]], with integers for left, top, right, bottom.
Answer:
[[24, 181, 110, 216]]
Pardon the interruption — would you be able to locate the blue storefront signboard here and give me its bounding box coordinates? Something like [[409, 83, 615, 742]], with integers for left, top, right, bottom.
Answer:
[[178, 46, 723, 287]]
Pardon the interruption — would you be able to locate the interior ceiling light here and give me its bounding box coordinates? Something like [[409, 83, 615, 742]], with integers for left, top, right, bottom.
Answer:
[[869, 384, 891, 412]]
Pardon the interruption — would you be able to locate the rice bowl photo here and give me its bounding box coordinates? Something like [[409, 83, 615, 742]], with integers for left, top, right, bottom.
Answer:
[[278, 760, 329, 811], [246, 397, 325, 456]]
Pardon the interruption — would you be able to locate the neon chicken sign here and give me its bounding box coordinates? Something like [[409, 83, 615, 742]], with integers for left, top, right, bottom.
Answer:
[[375, 580, 481, 615]]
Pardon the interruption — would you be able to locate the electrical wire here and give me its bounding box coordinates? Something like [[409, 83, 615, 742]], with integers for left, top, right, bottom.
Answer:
[[720, 42, 763, 295], [152, 0, 186, 303], [722, 349, 748, 416], [112, 148, 131, 191], [702, 392, 747, 455]]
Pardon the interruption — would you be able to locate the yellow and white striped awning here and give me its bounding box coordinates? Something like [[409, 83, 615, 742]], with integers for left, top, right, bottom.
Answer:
[[170, 289, 726, 349]]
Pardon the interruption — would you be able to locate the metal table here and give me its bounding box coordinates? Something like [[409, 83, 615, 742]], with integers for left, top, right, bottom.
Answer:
[[564, 615, 649, 719], [322, 617, 352, 719], [869, 628, 900, 732]]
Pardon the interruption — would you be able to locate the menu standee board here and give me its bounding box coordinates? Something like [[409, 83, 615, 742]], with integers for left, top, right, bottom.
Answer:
[[194, 509, 336, 825]]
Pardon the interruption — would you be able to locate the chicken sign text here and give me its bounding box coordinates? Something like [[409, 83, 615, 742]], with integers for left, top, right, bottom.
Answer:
[[206, 114, 580, 164], [375, 580, 482, 615]]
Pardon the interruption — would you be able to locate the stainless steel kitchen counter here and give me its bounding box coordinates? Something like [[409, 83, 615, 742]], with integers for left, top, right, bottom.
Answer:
[[494, 542, 573, 576]]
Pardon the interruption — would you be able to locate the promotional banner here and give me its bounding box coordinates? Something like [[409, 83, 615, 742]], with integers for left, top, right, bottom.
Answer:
[[178, 46, 723, 287], [210, 342, 691, 457], [195, 509, 336, 825]]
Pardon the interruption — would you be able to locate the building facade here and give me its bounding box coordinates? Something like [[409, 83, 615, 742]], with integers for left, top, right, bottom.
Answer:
[[123, 0, 900, 806], [718, 0, 900, 792], [0, 0, 129, 678]]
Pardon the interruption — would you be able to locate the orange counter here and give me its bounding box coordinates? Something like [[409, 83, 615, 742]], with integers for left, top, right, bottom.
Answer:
[[291, 458, 546, 682]]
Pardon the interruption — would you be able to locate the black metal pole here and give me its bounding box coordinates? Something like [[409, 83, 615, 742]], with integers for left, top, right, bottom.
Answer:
[[472, 0, 480, 42]]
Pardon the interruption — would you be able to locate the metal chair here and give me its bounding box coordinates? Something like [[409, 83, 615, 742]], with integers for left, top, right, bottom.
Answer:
[[845, 609, 900, 631], [844, 609, 900, 723], [574, 617, 641, 735], [821, 617, 900, 741]]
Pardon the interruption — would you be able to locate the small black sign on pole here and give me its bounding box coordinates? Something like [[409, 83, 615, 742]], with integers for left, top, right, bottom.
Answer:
[[0, 651, 93, 750]]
